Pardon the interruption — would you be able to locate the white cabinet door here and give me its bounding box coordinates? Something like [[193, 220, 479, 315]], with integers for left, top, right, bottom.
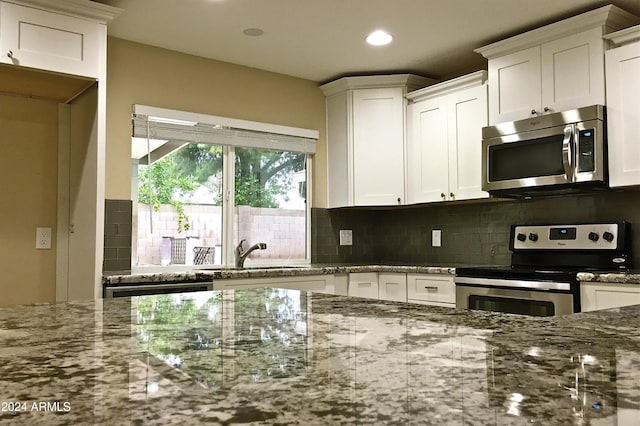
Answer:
[[406, 97, 449, 203], [214, 275, 335, 294], [378, 272, 407, 302], [348, 272, 379, 299], [0, 2, 102, 78], [606, 41, 640, 187], [581, 283, 640, 312], [540, 28, 605, 114], [407, 274, 455, 306], [352, 88, 405, 206], [488, 46, 541, 124], [447, 85, 489, 201], [406, 78, 488, 204]]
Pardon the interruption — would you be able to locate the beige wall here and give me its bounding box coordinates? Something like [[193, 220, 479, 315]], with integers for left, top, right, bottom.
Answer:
[[0, 95, 58, 306], [105, 37, 327, 207]]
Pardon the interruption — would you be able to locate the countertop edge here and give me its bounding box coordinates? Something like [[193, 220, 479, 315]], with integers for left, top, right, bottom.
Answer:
[[103, 266, 640, 286], [103, 265, 456, 285]]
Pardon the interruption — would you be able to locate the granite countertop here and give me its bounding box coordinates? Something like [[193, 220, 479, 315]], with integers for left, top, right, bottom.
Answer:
[[102, 264, 458, 285], [103, 264, 640, 286], [1, 289, 640, 425]]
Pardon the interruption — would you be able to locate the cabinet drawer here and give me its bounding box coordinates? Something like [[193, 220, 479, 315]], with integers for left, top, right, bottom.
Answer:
[[0, 2, 103, 78], [407, 274, 455, 304]]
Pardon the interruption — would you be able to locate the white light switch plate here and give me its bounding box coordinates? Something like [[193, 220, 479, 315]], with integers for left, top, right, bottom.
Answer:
[[36, 227, 52, 249], [339, 229, 353, 246], [432, 229, 442, 247]]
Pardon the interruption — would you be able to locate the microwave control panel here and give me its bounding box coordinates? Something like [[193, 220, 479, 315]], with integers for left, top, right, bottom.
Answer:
[[577, 129, 595, 173], [512, 223, 620, 250]]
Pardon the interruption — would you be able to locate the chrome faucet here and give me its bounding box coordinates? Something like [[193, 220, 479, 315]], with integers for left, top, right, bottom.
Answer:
[[234, 239, 267, 267]]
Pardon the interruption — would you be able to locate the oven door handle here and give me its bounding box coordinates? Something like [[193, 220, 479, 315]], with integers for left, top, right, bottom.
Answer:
[[454, 277, 571, 291]]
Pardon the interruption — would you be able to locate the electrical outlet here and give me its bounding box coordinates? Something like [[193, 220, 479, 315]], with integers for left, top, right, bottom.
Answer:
[[339, 229, 353, 246], [36, 227, 52, 249], [431, 229, 442, 247]]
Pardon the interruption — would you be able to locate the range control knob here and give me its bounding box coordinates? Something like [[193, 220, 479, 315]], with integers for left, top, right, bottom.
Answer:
[[516, 233, 527, 242], [602, 232, 615, 242], [588, 232, 599, 242], [528, 233, 538, 242]]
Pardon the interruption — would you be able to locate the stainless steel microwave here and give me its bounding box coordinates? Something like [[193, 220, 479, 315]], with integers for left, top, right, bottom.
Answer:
[[482, 105, 606, 198]]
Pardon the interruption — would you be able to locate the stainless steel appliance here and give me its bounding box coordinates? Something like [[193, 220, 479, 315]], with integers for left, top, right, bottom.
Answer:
[[482, 105, 606, 198], [455, 222, 631, 316], [104, 281, 214, 298]]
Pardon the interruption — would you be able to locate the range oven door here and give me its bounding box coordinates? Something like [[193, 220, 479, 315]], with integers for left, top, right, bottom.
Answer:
[[482, 113, 605, 195], [455, 278, 576, 316]]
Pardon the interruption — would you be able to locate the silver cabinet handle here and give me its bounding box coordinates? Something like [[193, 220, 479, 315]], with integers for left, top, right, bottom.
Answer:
[[424, 286, 438, 290], [543, 107, 551, 113], [531, 109, 538, 115], [7, 50, 14, 59], [440, 193, 446, 199], [449, 192, 455, 199], [397, 197, 401, 204]]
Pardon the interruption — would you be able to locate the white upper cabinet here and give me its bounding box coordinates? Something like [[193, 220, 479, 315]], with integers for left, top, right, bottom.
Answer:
[[0, 0, 116, 79], [476, 5, 639, 125], [605, 25, 640, 188], [406, 71, 488, 204], [321, 74, 436, 208]]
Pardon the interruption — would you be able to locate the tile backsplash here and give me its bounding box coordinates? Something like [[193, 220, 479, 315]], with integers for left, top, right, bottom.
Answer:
[[104, 200, 132, 273], [312, 190, 640, 267]]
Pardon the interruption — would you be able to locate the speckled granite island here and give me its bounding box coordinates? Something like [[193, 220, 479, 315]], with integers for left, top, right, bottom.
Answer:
[[1, 289, 640, 425]]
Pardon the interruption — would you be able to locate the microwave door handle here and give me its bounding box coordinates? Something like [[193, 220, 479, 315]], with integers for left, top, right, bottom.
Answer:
[[562, 126, 574, 181]]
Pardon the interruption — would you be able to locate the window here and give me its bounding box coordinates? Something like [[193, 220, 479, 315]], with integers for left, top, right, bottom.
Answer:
[[130, 105, 317, 271]]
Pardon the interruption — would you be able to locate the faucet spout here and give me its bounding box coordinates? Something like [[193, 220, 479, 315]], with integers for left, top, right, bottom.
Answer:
[[234, 240, 268, 268]]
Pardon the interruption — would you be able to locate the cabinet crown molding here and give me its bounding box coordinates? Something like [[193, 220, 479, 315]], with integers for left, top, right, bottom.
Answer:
[[475, 5, 640, 59], [406, 70, 487, 102], [2, 0, 123, 23], [319, 74, 437, 97], [604, 24, 640, 46]]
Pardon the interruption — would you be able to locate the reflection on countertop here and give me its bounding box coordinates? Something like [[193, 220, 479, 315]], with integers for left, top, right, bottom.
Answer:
[[0, 289, 639, 424]]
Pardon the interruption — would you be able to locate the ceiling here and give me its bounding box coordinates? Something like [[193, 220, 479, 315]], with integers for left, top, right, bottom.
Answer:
[[94, 0, 640, 83]]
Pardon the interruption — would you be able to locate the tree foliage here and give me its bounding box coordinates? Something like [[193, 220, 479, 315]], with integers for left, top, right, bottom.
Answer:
[[138, 143, 306, 231]]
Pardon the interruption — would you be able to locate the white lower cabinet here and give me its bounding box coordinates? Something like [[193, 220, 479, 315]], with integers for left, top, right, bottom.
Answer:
[[407, 274, 456, 307], [581, 282, 640, 312], [348, 272, 379, 299], [213, 274, 338, 295], [378, 273, 408, 302]]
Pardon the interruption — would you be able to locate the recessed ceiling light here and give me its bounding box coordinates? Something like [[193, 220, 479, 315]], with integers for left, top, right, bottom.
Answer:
[[243, 28, 264, 37], [366, 30, 393, 46]]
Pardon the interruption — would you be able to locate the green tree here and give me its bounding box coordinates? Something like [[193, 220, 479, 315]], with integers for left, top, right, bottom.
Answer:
[[172, 144, 306, 207], [138, 143, 306, 227], [138, 153, 197, 232]]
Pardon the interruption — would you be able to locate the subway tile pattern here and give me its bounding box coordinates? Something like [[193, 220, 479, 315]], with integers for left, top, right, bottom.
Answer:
[[104, 200, 132, 273], [312, 191, 640, 267]]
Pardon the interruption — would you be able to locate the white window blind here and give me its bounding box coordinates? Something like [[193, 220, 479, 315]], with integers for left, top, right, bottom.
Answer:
[[132, 105, 318, 154]]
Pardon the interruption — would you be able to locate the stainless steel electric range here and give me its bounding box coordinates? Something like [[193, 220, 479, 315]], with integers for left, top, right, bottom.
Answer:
[[455, 222, 631, 316]]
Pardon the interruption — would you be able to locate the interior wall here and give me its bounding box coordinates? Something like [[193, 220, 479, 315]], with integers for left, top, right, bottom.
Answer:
[[104, 37, 327, 207], [0, 94, 58, 306]]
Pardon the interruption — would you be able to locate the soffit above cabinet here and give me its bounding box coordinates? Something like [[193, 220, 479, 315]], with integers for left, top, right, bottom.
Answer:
[[475, 5, 640, 59], [0, 63, 95, 102], [406, 70, 487, 103], [319, 74, 438, 97], [4, 0, 122, 23], [604, 24, 640, 45]]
